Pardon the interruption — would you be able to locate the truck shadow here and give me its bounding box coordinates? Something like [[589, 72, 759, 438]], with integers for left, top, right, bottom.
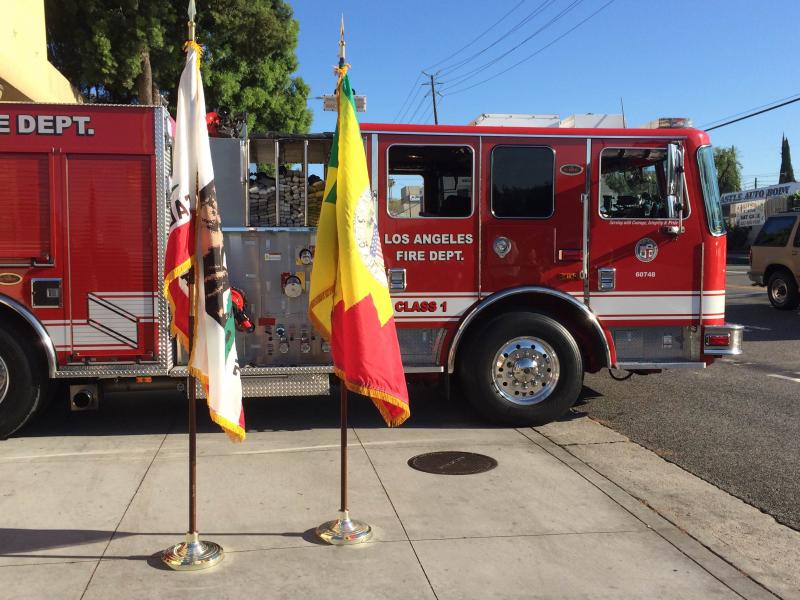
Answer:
[[15, 381, 603, 439], [16, 382, 489, 438]]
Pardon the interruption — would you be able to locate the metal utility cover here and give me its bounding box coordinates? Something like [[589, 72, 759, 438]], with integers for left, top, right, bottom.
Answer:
[[407, 451, 497, 475]]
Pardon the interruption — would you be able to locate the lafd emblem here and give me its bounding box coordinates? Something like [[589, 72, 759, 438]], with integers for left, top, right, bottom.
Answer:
[[353, 186, 388, 287], [635, 238, 658, 263]]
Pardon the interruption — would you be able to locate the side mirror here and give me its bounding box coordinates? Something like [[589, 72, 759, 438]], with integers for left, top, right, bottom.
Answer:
[[664, 142, 685, 234]]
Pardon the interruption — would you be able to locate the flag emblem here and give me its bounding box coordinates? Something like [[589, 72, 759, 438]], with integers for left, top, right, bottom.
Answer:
[[164, 41, 245, 442], [309, 64, 410, 427]]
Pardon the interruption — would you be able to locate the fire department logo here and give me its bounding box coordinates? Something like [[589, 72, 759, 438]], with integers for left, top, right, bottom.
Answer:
[[0, 273, 22, 286], [635, 238, 658, 263], [559, 164, 584, 176], [353, 186, 388, 287]]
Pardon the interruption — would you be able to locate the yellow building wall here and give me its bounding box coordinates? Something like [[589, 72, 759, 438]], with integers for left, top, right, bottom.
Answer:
[[0, 0, 83, 103]]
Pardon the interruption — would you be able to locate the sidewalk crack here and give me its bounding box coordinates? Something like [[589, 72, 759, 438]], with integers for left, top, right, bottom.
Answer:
[[78, 413, 175, 599], [352, 427, 440, 600]]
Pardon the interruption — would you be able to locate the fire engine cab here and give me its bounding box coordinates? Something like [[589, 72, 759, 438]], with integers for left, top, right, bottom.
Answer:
[[0, 103, 743, 437]]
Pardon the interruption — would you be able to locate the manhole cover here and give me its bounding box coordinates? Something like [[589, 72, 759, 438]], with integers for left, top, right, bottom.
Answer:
[[407, 451, 498, 475]]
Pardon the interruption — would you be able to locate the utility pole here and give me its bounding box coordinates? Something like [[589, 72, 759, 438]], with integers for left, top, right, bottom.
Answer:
[[423, 71, 440, 125]]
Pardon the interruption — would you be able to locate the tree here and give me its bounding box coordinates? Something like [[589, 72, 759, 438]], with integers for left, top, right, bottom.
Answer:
[[714, 146, 742, 194], [779, 135, 796, 183], [45, 0, 311, 134]]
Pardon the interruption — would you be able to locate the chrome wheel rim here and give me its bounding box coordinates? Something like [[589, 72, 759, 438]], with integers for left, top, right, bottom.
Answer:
[[771, 279, 788, 304], [0, 355, 8, 406], [491, 336, 560, 406]]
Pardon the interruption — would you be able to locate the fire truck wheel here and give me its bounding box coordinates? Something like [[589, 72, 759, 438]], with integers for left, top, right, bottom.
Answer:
[[0, 327, 47, 439], [459, 312, 583, 426], [767, 271, 799, 310]]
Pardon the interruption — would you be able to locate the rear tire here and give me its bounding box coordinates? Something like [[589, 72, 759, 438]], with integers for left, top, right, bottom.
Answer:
[[458, 312, 583, 426], [0, 327, 47, 438], [767, 271, 799, 310]]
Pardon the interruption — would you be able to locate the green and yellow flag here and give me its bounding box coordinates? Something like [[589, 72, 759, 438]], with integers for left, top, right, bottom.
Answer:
[[308, 61, 409, 426]]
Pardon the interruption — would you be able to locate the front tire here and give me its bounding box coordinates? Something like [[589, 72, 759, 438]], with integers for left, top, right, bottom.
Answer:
[[0, 327, 47, 438], [767, 271, 799, 310], [458, 312, 583, 426]]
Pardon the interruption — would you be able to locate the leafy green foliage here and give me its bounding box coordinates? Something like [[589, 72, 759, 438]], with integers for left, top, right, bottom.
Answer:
[[779, 135, 796, 184], [713, 146, 742, 194], [45, 0, 311, 134]]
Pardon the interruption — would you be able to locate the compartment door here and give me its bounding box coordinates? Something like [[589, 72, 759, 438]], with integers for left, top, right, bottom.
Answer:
[[65, 155, 159, 361]]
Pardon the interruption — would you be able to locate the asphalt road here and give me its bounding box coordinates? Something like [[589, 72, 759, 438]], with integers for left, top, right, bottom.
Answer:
[[579, 261, 800, 531]]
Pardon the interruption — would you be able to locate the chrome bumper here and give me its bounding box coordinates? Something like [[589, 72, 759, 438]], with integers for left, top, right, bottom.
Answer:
[[703, 324, 744, 356]]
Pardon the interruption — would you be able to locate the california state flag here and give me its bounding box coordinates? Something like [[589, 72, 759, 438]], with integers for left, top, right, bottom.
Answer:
[[164, 41, 245, 441], [308, 62, 409, 426]]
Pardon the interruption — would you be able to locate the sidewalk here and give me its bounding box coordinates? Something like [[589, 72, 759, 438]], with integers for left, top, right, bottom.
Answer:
[[0, 393, 795, 599]]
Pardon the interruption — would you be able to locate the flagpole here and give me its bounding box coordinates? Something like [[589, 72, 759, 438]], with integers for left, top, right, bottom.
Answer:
[[161, 0, 224, 570], [340, 382, 347, 514], [316, 17, 373, 546]]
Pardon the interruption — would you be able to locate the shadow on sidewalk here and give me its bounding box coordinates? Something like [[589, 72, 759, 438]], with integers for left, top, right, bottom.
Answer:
[[15, 380, 493, 439], [0, 527, 308, 558]]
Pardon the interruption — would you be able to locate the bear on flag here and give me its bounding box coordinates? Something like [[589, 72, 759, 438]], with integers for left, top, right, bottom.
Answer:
[[164, 40, 245, 442]]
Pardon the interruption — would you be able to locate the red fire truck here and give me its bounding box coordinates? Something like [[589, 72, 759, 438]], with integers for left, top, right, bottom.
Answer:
[[0, 103, 742, 437]]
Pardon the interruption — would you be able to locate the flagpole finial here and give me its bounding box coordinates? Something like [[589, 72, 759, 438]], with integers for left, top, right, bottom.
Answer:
[[188, 0, 197, 41], [338, 15, 345, 66]]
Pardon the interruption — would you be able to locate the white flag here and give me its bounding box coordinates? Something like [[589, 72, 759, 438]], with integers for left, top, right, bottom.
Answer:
[[168, 42, 245, 441]]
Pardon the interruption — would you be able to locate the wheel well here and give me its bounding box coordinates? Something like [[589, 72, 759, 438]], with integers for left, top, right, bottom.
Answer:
[[764, 264, 796, 284], [452, 292, 610, 374], [0, 303, 53, 377]]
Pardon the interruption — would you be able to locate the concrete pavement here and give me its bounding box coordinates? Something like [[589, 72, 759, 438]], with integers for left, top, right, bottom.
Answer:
[[0, 394, 795, 599]]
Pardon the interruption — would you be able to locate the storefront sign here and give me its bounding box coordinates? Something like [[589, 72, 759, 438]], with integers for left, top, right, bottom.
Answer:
[[721, 181, 800, 205]]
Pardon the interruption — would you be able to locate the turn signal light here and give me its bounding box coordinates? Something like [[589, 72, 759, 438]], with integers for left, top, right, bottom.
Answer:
[[705, 334, 730, 347]]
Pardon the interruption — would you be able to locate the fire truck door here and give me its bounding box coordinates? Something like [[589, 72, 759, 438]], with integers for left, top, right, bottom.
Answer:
[[376, 135, 480, 333], [588, 139, 698, 323], [479, 137, 586, 293], [64, 155, 159, 361]]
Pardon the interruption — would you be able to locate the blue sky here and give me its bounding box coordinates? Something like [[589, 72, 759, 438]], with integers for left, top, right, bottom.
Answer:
[[290, 0, 800, 191]]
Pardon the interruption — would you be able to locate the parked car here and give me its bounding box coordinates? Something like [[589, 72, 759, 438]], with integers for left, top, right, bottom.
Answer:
[[748, 211, 800, 309]]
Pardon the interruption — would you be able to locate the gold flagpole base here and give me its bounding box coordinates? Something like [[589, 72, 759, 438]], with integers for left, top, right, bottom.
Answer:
[[316, 510, 373, 545], [161, 531, 224, 571]]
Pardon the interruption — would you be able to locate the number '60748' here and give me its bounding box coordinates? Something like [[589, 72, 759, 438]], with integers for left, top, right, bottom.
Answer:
[[635, 271, 656, 278]]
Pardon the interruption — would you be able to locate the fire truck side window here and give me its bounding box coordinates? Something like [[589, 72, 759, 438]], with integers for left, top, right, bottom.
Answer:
[[599, 148, 678, 219], [387, 145, 472, 218], [490, 146, 555, 219]]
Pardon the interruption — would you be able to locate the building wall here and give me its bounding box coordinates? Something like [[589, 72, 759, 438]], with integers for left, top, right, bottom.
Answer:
[[0, 1, 83, 103]]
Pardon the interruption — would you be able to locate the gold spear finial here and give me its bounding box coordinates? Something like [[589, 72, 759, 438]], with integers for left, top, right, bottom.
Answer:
[[339, 14, 345, 64], [188, 0, 197, 41]]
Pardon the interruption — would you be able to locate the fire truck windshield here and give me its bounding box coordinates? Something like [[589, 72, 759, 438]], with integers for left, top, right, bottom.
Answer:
[[696, 146, 726, 236]]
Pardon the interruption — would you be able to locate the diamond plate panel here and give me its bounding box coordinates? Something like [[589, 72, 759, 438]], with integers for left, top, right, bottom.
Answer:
[[195, 374, 329, 398], [397, 328, 447, 366]]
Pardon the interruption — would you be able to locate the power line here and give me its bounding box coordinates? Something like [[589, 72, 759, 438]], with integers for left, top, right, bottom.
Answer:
[[700, 92, 800, 129], [436, 0, 556, 78], [423, 0, 525, 72], [394, 0, 530, 122], [439, 0, 582, 89], [705, 96, 800, 131], [442, 0, 616, 96], [407, 92, 429, 124], [393, 72, 424, 122], [396, 78, 426, 123]]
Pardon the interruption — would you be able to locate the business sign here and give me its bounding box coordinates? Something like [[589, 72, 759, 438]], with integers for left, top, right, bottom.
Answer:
[[735, 200, 765, 227], [721, 182, 800, 205]]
